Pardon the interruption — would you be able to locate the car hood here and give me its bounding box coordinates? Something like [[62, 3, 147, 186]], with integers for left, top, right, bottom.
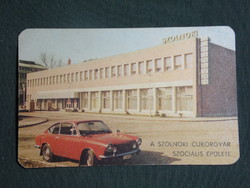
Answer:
[[85, 133, 136, 145]]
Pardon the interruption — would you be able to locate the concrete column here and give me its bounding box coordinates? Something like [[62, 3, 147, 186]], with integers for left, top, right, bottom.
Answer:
[[98, 91, 102, 112], [136, 62, 139, 75], [153, 88, 158, 115], [122, 89, 126, 113], [137, 89, 140, 112], [88, 92, 91, 110], [55, 99, 58, 109], [144, 60, 147, 74], [110, 90, 113, 111], [79, 93, 82, 109], [172, 87, 177, 113]]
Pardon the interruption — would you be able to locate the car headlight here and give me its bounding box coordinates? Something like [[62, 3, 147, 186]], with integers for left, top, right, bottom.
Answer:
[[132, 142, 137, 149], [136, 138, 142, 145], [106, 143, 113, 152]]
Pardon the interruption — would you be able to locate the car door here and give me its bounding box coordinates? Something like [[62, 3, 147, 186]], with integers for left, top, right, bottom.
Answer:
[[58, 123, 81, 160], [46, 123, 61, 155]]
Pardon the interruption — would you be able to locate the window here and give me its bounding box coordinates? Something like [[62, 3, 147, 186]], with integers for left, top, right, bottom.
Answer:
[[81, 92, 88, 108], [53, 76, 55, 84], [140, 89, 153, 110], [56, 75, 59, 84], [176, 86, 193, 111], [60, 123, 76, 135], [111, 66, 116, 77], [124, 64, 129, 76], [155, 58, 162, 72], [75, 72, 79, 82], [63, 74, 66, 83], [126, 89, 137, 110], [100, 68, 104, 79], [158, 88, 172, 111], [185, 53, 193, 69], [94, 69, 99, 79], [114, 90, 123, 109], [89, 70, 93, 80], [60, 75, 62, 84], [49, 123, 60, 134], [131, 63, 137, 75], [174, 55, 182, 70], [117, 65, 122, 77], [138, 61, 144, 74], [67, 74, 70, 83], [102, 91, 110, 109], [147, 60, 153, 73], [164, 57, 172, 71], [71, 73, 74, 82], [80, 71, 83, 81], [46, 77, 49, 85], [105, 67, 110, 78], [84, 70, 88, 80], [91, 92, 98, 109]]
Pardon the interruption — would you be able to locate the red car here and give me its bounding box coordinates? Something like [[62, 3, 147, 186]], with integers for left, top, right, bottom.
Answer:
[[34, 120, 142, 166]]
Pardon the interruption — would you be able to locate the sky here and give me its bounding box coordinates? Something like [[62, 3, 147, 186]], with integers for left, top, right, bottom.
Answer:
[[18, 26, 235, 65]]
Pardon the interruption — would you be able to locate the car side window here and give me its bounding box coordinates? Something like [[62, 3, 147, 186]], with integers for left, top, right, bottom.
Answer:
[[60, 123, 76, 135], [49, 123, 60, 134]]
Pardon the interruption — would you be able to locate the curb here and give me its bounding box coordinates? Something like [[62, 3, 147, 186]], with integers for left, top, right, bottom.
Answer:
[[18, 117, 49, 128]]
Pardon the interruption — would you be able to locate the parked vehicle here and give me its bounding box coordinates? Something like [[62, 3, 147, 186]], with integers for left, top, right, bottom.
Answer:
[[34, 120, 142, 166]]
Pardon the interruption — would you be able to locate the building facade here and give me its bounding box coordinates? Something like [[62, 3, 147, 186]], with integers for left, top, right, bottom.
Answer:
[[26, 37, 237, 117], [18, 60, 46, 106]]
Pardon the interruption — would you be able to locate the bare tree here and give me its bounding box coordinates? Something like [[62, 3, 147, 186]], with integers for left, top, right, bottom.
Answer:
[[39, 53, 66, 69]]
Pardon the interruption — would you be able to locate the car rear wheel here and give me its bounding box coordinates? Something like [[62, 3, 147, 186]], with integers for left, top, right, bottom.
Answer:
[[42, 144, 54, 162]]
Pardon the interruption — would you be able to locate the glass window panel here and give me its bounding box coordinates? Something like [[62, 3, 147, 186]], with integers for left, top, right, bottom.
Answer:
[[124, 64, 129, 76], [126, 89, 137, 110], [139, 61, 144, 74], [140, 89, 153, 110], [185, 53, 193, 69], [102, 91, 110, 109], [131, 63, 136, 75], [176, 86, 193, 111], [117, 65, 122, 77], [158, 87, 172, 111], [114, 90, 123, 109], [91, 92, 98, 109], [111, 66, 116, 77], [155, 58, 162, 72], [147, 60, 153, 73], [174, 55, 182, 70]]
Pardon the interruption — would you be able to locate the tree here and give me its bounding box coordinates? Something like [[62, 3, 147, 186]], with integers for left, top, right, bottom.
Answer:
[[39, 52, 65, 69]]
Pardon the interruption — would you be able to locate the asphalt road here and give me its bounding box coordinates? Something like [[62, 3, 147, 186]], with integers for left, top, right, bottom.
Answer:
[[18, 111, 239, 168]]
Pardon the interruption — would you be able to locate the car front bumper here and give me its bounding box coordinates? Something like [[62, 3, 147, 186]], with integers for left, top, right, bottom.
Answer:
[[99, 149, 140, 159]]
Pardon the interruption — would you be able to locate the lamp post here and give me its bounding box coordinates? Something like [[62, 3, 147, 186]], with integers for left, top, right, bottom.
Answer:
[[148, 74, 152, 117], [22, 83, 26, 109]]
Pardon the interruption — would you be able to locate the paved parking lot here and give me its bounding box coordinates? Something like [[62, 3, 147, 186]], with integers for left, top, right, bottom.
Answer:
[[18, 111, 239, 168]]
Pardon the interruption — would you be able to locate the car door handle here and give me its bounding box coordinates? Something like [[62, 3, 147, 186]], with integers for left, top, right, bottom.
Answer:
[[55, 136, 60, 139]]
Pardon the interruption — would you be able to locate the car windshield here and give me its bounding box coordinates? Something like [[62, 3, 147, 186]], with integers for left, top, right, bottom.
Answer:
[[77, 121, 112, 136]]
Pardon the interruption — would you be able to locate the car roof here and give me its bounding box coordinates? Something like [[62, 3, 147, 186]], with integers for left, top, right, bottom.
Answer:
[[56, 120, 103, 124]]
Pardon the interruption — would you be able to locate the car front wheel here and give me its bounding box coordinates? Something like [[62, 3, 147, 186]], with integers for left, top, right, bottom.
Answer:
[[86, 150, 96, 166], [42, 144, 54, 162]]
